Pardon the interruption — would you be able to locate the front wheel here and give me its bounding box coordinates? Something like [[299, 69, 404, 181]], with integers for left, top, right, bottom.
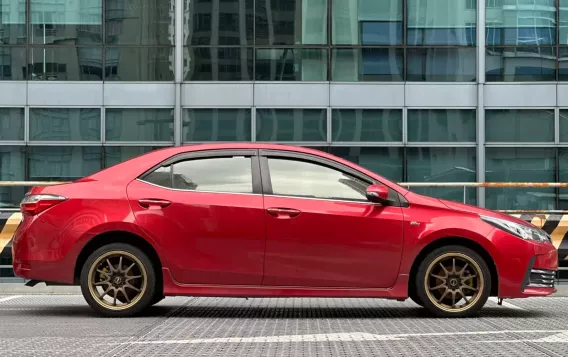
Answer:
[[415, 245, 491, 318], [80, 243, 156, 317]]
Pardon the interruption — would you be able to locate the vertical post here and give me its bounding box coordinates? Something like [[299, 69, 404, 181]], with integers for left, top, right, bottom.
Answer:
[[174, 0, 184, 147], [464, 186, 467, 204], [477, 0, 486, 208]]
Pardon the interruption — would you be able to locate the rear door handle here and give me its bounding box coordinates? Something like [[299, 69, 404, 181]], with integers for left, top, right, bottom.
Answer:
[[138, 199, 171, 209], [267, 207, 301, 218]]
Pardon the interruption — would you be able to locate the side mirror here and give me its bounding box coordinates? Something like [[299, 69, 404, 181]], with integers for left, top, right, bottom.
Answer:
[[366, 184, 389, 204]]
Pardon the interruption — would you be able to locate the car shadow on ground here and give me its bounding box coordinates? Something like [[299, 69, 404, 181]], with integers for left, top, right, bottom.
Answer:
[[0, 304, 554, 319]]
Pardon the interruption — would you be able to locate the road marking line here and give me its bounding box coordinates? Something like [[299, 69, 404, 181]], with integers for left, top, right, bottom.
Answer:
[[0, 295, 22, 303], [489, 297, 524, 310], [122, 330, 568, 345]]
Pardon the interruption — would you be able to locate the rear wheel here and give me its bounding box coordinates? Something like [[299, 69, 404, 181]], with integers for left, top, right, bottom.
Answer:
[[415, 245, 491, 318], [80, 243, 156, 317]]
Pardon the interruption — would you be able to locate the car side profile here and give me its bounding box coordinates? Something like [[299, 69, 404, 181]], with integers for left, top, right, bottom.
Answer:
[[12, 144, 558, 317]]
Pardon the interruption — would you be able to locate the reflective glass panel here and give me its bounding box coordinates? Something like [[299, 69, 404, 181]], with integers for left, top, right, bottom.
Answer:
[[30, 108, 101, 142], [28, 47, 103, 81], [332, 0, 402, 45], [407, 48, 476, 82], [256, 109, 327, 142], [0, 108, 24, 141], [30, 0, 102, 45], [407, 147, 477, 205], [485, 148, 555, 210], [486, 109, 554, 143], [0, 146, 25, 208], [558, 48, 568, 81], [329, 147, 404, 182], [105, 47, 174, 81], [185, 0, 253, 46], [331, 109, 402, 142], [331, 48, 404, 82], [558, 148, 568, 209], [28, 146, 102, 181], [0, 0, 26, 45], [0, 47, 26, 80], [486, 46, 556, 81], [106, 0, 174, 45], [407, 0, 477, 45], [561, 0, 568, 45], [105, 108, 174, 142], [183, 108, 252, 142], [486, 0, 555, 45], [104, 146, 163, 168], [172, 157, 253, 193], [185, 47, 253, 81], [408, 109, 476, 142], [255, 0, 327, 45], [559, 110, 568, 141], [255, 48, 327, 81]]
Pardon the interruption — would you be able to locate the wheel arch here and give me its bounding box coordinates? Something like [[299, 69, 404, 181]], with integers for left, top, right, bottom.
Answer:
[[73, 230, 163, 297], [408, 237, 499, 297]]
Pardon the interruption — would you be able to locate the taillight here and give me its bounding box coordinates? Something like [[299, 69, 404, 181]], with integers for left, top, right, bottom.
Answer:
[[20, 194, 67, 216]]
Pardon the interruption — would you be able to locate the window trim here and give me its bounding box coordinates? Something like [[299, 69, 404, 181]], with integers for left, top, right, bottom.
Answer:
[[138, 149, 263, 195], [259, 149, 403, 206]]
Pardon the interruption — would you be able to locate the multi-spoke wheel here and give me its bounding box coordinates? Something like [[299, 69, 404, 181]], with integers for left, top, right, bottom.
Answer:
[[415, 245, 491, 318], [80, 243, 156, 317]]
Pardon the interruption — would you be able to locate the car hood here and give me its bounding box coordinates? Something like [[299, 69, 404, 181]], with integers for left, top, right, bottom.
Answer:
[[437, 198, 535, 228]]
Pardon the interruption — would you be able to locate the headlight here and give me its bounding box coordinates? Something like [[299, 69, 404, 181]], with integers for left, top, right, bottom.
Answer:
[[480, 215, 551, 243]]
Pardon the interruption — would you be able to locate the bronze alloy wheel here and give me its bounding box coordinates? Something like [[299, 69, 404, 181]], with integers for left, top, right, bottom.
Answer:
[[87, 250, 148, 311], [423, 252, 484, 313]]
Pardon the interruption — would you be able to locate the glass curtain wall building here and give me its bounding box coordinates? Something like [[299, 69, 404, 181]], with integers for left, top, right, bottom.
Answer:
[[0, 0, 567, 212]]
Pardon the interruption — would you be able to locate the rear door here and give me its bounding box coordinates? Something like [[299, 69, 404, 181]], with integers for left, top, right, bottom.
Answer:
[[126, 149, 266, 285]]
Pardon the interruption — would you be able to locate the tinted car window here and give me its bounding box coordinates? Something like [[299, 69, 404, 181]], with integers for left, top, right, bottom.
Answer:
[[143, 157, 253, 194], [267, 158, 370, 201]]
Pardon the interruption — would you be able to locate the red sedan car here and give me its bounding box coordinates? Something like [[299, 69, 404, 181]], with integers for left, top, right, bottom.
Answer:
[[12, 144, 557, 317]]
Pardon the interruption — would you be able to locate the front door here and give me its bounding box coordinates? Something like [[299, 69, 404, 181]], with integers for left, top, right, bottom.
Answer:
[[260, 152, 405, 288], [127, 150, 266, 285]]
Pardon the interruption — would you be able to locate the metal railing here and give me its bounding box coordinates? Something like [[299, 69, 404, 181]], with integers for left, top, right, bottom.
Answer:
[[1, 181, 567, 280]]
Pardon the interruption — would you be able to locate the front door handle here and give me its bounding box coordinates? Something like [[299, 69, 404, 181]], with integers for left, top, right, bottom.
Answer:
[[138, 199, 171, 209], [267, 207, 301, 218]]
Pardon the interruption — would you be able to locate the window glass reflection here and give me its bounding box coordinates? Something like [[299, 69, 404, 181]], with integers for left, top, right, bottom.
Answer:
[[0, 108, 24, 141], [28, 146, 102, 181], [105, 108, 174, 142], [172, 157, 253, 193], [408, 110, 476, 142], [183, 109, 252, 142], [486, 0, 555, 45], [332, 48, 404, 82], [106, 0, 174, 45], [185, 0, 253, 45], [329, 147, 403, 182], [332, 109, 402, 142], [255, 48, 327, 81], [105, 47, 174, 81], [30, 108, 101, 141], [407, 147, 477, 205], [30, 0, 102, 45], [0, 146, 25, 208], [256, 109, 327, 142], [255, 0, 327, 45], [0, 47, 26, 80], [185, 47, 253, 81], [268, 158, 369, 201], [485, 148, 555, 210], [486, 109, 554, 143], [407, 48, 476, 82], [332, 0, 403, 45], [558, 48, 568, 80], [0, 0, 26, 45], [558, 148, 568, 209], [28, 47, 103, 81], [407, 0, 477, 45], [104, 146, 162, 168], [486, 46, 556, 81]]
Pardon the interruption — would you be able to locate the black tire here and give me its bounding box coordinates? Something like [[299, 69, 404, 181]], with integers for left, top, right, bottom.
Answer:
[[415, 245, 491, 318], [408, 286, 424, 307], [80, 243, 156, 317], [150, 293, 165, 306]]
